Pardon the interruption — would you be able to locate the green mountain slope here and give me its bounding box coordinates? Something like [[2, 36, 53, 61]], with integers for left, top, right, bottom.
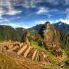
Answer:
[[0, 25, 24, 41]]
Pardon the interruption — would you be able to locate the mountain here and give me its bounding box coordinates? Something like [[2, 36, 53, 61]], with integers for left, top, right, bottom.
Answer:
[[54, 22, 69, 34], [0, 22, 69, 69], [0, 22, 69, 48], [0, 21, 69, 43], [28, 22, 69, 54], [44, 23, 60, 50], [0, 25, 25, 41], [15, 28, 26, 41], [29, 21, 69, 34]]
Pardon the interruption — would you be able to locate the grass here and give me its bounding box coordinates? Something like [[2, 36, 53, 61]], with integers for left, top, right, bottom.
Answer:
[[31, 41, 54, 58], [30, 41, 68, 65], [31, 41, 46, 51], [0, 53, 26, 69], [0, 52, 43, 69]]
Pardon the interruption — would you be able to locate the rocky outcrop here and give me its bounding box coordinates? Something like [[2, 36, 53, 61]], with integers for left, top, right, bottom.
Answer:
[[44, 22, 62, 56]]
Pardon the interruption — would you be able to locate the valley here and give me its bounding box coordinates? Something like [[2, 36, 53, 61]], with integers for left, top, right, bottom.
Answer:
[[0, 22, 69, 69]]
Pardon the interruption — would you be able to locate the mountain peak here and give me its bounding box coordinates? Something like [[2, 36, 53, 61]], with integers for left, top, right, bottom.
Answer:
[[56, 21, 69, 26], [45, 21, 51, 25], [57, 21, 64, 25]]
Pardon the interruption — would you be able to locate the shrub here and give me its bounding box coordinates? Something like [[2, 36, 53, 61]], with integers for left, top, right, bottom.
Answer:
[[65, 60, 69, 66]]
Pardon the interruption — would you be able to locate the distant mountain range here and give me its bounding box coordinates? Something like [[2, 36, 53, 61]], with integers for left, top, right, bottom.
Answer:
[[29, 22, 69, 47], [54, 22, 69, 34], [0, 21, 69, 42], [29, 21, 69, 34]]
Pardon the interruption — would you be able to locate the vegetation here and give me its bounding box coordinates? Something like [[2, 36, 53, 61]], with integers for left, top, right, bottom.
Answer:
[[31, 41, 57, 59], [65, 60, 69, 66], [0, 22, 69, 69], [0, 25, 24, 41], [0, 53, 24, 69], [31, 41, 45, 51]]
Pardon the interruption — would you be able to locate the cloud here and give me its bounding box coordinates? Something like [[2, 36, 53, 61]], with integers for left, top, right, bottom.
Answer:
[[55, 19, 69, 24], [0, 0, 22, 16], [64, 0, 69, 5], [65, 8, 69, 19], [52, 8, 69, 25], [23, 0, 36, 8], [36, 6, 59, 15], [0, 0, 67, 9], [0, 18, 10, 24], [36, 7, 49, 14], [34, 20, 47, 25], [0, 8, 22, 16], [16, 0, 59, 8], [8, 23, 29, 28], [0, 22, 19, 28], [14, 0, 59, 9], [57, 8, 69, 24], [34, 20, 55, 25], [45, 0, 59, 5], [0, 0, 69, 28], [36, 7, 58, 19], [15, 0, 36, 8], [0, 21, 31, 28], [6, 9, 22, 15]]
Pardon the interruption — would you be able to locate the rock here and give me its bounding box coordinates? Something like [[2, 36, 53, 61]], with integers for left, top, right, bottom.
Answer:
[[44, 22, 62, 56]]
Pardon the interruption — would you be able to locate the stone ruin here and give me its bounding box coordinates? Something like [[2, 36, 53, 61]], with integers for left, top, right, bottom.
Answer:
[[0, 41, 51, 64]]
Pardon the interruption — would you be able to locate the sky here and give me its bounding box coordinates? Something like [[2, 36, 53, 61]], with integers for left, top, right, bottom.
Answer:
[[0, 0, 69, 28]]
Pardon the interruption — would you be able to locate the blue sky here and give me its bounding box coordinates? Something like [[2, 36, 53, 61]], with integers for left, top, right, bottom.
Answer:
[[0, 0, 69, 28]]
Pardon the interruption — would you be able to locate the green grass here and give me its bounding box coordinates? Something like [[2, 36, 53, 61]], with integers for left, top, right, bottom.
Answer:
[[31, 41, 46, 51], [30, 41, 68, 65], [31, 41, 54, 58]]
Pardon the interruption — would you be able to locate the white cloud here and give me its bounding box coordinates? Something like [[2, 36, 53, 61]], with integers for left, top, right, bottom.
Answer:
[[14, 22, 30, 28], [0, 7, 4, 14], [35, 20, 47, 25], [0, 8, 22, 16], [36, 7, 58, 19], [0, 18, 10, 24], [34, 20, 55, 25], [0, 0, 64, 9], [36, 6, 59, 15], [16, 0, 36, 8], [54, 8, 69, 25], [15, 0, 59, 8], [57, 8, 69, 24], [36, 7, 49, 14], [6, 9, 22, 15], [0, 21, 30, 28], [55, 19, 69, 24], [65, 8, 69, 19], [0, 0, 22, 16]]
